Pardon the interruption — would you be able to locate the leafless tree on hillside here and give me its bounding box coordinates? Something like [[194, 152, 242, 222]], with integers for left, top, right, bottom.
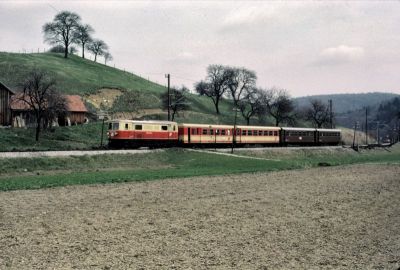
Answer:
[[87, 39, 108, 62], [43, 11, 81, 58], [237, 87, 264, 125], [263, 88, 295, 126], [73, 24, 94, 59], [304, 99, 331, 128], [195, 65, 232, 114], [162, 86, 189, 121], [104, 52, 113, 65], [19, 70, 66, 141], [227, 67, 257, 106]]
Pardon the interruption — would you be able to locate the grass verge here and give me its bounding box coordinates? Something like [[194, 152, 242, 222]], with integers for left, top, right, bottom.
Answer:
[[0, 146, 399, 191]]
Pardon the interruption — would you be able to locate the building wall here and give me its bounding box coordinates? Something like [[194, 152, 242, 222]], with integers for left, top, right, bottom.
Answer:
[[68, 112, 87, 124], [0, 86, 12, 126]]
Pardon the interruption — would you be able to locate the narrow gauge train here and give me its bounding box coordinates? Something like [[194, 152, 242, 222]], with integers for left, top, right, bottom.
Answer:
[[107, 120, 341, 148]]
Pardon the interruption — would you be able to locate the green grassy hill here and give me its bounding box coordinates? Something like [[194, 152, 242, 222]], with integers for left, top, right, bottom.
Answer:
[[0, 52, 165, 94], [0, 52, 239, 120]]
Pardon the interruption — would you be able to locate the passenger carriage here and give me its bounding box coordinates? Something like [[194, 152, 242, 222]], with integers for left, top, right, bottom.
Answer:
[[235, 125, 280, 145], [316, 128, 342, 145], [178, 123, 233, 146], [280, 127, 316, 145], [178, 123, 280, 146], [107, 120, 178, 148]]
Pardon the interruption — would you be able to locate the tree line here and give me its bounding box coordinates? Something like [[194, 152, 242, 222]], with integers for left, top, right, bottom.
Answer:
[[43, 11, 112, 64], [166, 64, 334, 127]]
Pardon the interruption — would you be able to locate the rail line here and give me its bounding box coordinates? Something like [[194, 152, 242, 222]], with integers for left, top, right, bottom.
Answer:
[[0, 146, 345, 159]]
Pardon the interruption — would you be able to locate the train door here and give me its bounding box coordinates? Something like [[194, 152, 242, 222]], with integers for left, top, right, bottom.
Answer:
[[188, 128, 191, 143]]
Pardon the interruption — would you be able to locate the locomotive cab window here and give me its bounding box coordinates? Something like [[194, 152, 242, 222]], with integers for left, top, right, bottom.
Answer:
[[110, 123, 119, 130], [125, 123, 129, 130], [135, 125, 142, 130], [161, 125, 168, 131]]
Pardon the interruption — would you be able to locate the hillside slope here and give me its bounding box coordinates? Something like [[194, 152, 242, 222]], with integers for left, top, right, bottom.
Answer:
[[295, 92, 399, 114], [0, 52, 246, 125], [0, 52, 165, 94]]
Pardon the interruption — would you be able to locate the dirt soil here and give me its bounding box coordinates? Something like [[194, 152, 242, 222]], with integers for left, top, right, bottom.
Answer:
[[1, 164, 399, 269], [85, 88, 124, 109]]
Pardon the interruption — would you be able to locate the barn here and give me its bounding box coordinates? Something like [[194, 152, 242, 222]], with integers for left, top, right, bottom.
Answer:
[[0, 81, 14, 126], [64, 95, 88, 125], [10, 94, 88, 127]]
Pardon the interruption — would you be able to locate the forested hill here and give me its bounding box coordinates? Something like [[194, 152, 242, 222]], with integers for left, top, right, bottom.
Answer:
[[295, 92, 399, 114], [0, 52, 165, 95]]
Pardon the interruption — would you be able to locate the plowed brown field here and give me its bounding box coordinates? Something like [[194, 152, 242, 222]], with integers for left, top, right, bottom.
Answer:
[[1, 164, 399, 269]]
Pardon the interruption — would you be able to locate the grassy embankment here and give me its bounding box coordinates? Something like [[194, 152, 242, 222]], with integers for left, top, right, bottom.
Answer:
[[0, 145, 399, 191]]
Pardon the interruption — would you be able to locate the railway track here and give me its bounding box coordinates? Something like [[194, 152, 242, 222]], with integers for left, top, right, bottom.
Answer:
[[0, 146, 344, 159]]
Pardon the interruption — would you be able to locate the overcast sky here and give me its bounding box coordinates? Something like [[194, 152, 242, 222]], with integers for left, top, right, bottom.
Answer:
[[1, 1, 399, 96]]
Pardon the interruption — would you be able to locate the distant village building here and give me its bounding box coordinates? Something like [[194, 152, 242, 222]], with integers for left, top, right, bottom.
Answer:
[[10, 94, 88, 128], [0, 81, 14, 126]]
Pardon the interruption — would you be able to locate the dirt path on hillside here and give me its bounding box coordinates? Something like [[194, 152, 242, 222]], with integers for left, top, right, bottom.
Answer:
[[0, 164, 399, 269]]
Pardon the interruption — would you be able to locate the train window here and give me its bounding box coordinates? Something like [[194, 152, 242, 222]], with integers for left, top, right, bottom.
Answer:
[[111, 123, 119, 130], [258, 130, 263, 136], [221, 130, 226, 135], [135, 125, 142, 130], [263, 131, 268, 136], [242, 130, 247, 136], [248, 130, 253, 136], [274, 131, 278, 136], [202, 129, 208, 135], [236, 129, 241, 135], [108, 123, 112, 130], [216, 129, 220, 135], [210, 129, 214, 135], [161, 125, 168, 131], [268, 131, 272, 136], [125, 123, 129, 130]]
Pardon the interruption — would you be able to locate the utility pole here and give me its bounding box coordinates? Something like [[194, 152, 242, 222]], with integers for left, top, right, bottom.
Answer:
[[231, 107, 239, 154], [165, 74, 170, 121], [365, 107, 368, 145], [376, 121, 380, 145], [352, 121, 359, 149], [329, 99, 333, 129]]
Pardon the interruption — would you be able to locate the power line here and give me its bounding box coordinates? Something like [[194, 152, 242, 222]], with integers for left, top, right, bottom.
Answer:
[[47, 3, 59, 12]]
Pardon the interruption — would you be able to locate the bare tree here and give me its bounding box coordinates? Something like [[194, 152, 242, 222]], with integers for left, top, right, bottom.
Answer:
[[87, 39, 108, 62], [104, 51, 113, 65], [43, 91, 67, 128], [19, 70, 66, 141], [162, 86, 189, 121], [237, 87, 264, 125], [227, 67, 257, 106], [73, 24, 94, 59], [304, 99, 331, 128], [43, 11, 81, 59], [195, 65, 232, 114], [263, 88, 295, 126]]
